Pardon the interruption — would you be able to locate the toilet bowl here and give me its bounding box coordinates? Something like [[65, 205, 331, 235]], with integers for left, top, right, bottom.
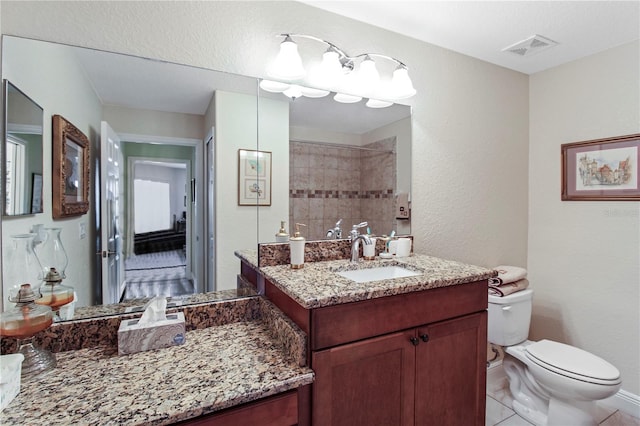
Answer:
[[488, 289, 622, 426]]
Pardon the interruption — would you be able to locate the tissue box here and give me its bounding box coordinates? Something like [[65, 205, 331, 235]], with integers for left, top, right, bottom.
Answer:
[[0, 353, 24, 413], [118, 312, 186, 355]]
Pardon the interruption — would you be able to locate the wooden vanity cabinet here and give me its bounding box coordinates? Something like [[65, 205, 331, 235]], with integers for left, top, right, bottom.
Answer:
[[178, 385, 310, 426], [265, 278, 488, 426]]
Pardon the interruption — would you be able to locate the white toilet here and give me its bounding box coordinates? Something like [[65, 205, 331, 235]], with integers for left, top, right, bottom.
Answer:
[[488, 288, 622, 426]]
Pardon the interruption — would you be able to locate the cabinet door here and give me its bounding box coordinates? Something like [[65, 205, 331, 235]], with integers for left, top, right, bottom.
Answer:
[[415, 311, 487, 426], [312, 330, 416, 426]]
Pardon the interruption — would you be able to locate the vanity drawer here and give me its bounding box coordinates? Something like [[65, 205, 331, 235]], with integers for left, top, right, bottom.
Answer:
[[310, 280, 487, 350], [179, 389, 300, 426]]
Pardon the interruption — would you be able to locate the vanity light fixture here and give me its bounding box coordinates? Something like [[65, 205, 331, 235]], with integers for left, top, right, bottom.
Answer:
[[366, 98, 394, 109], [264, 33, 416, 107], [268, 35, 305, 80]]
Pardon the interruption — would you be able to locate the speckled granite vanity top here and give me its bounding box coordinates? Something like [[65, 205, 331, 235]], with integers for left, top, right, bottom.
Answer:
[[0, 299, 314, 425], [260, 254, 496, 309]]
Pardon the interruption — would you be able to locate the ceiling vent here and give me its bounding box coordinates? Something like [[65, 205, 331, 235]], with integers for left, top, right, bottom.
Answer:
[[502, 35, 558, 57]]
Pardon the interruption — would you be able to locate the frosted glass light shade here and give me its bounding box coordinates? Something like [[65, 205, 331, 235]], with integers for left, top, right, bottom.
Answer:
[[300, 86, 330, 98], [268, 36, 305, 80], [259, 80, 291, 93], [358, 55, 380, 89], [283, 85, 303, 100], [390, 66, 416, 99], [334, 93, 362, 103], [317, 49, 343, 87], [366, 98, 393, 108]]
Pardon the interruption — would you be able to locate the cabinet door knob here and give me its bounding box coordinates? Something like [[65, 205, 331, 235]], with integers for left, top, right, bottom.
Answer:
[[420, 333, 429, 343], [409, 337, 420, 346]]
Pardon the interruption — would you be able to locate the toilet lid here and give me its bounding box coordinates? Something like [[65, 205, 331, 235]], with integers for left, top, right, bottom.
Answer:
[[525, 340, 621, 385]]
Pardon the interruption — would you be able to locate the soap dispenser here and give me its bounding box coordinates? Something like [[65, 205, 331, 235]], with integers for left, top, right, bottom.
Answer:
[[275, 221, 290, 243], [289, 223, 306, 269]]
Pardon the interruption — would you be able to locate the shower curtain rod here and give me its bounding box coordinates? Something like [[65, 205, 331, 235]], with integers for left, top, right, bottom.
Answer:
[[290, 139, 395, 154]]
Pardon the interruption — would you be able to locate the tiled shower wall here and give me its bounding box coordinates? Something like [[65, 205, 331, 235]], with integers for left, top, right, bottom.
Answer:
[[289, 138, 396, 240]]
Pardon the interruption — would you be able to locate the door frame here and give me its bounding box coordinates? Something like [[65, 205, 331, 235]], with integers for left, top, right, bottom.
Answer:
[[126, 156, 190, 267], [116, 133, 204, 292]]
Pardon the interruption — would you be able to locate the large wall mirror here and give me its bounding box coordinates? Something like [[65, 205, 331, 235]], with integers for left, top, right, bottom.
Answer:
[[1, 35, 411, 321], [257, 92, 412, 243], [3, 80, 44, 216]]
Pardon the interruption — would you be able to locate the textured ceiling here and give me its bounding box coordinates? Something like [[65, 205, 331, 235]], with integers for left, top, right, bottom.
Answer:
[[302, 1, 640, 74]]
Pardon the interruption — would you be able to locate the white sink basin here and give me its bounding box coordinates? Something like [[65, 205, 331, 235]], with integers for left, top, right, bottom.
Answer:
[[336, 266, 422, 283]]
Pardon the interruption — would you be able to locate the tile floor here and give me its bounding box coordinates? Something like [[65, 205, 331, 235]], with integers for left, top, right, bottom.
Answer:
[[485, 364, 640, 426]]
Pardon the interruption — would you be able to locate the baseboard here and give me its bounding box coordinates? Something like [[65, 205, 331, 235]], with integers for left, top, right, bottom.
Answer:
[[600, 389, 640, 418]]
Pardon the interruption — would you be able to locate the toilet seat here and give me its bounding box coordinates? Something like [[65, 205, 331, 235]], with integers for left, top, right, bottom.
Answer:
[[525, 340, 621, 386]]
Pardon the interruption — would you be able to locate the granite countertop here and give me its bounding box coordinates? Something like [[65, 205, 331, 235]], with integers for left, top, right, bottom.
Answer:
[[0, 314, 313, 425], [259, 254, 496, 309], [235, 249, 258, 269]]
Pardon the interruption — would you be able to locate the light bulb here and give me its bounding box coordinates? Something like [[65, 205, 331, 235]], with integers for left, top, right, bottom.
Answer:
[[268, 36, 305, 80], [390, 66, 416, 99]]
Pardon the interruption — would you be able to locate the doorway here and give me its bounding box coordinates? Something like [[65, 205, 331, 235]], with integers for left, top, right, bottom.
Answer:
[[123, 158, 194, 300], [115, 134, 204, 301]]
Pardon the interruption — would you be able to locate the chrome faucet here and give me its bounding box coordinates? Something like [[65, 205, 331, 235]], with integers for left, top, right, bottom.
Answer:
[[326, 219, 343, 239], [350, 222, 372, 262]]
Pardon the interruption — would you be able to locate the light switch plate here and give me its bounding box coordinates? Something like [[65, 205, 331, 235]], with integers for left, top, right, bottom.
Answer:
[[79, 222, 87, 239]]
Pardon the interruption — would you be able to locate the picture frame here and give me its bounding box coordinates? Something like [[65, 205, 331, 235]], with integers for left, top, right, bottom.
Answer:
[[52, 114, 91, 218], [30, 173, 43, 214], [238, 149, 271, 206], [561, 133, 640, 201]]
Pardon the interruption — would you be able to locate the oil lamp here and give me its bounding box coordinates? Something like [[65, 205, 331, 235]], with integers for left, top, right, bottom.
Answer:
[[0, 284, 56, 378], [36, 268, 74, 321]]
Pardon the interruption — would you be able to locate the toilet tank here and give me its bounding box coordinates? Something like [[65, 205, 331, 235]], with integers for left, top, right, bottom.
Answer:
[[487, 288, 533, 346]]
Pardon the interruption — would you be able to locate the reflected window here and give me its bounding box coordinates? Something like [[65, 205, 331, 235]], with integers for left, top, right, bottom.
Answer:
[[5, 135, 27, 214], [134, 179, 170, 233]]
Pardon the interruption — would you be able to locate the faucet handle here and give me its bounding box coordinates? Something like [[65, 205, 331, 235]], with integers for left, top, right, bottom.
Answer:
[[350, 222, 368, 240]]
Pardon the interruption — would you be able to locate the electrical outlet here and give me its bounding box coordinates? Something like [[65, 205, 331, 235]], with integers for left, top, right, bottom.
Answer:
[[79, 222, 87, 239]]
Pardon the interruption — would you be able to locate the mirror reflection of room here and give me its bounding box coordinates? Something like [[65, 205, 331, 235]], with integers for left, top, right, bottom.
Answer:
[[1, 35, 411, 316]]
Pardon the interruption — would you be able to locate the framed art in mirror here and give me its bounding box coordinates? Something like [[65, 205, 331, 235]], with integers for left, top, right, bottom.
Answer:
[[52, 114, 90, 218], [561, 133, 640, 201], [31, 173, 43, 213], [238, 149, 271, 206]]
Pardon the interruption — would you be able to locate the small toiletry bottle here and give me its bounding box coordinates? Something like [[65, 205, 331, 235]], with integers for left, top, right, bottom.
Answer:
[[275, 221, 289, 243], [289, 223, 306, 269]]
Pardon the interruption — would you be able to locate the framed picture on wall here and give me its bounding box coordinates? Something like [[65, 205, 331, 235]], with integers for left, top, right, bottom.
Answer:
[[31, 173, 43, 214], [238, 149, 271, 206], [561, 133, 640, 201], [52, 114, 91, 218]]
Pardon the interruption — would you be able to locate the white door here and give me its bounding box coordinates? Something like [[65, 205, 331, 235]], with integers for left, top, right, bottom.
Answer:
[[100, 121, 125, 304], [205, 129, 216, 292]]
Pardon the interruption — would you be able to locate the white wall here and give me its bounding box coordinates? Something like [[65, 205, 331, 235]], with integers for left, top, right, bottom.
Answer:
[[102, 105, 204, 141], [1, 36, 102, 309], [529, 40, 640, 396], [258, 96, 290, 244], [215, 90, 258, 290]]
